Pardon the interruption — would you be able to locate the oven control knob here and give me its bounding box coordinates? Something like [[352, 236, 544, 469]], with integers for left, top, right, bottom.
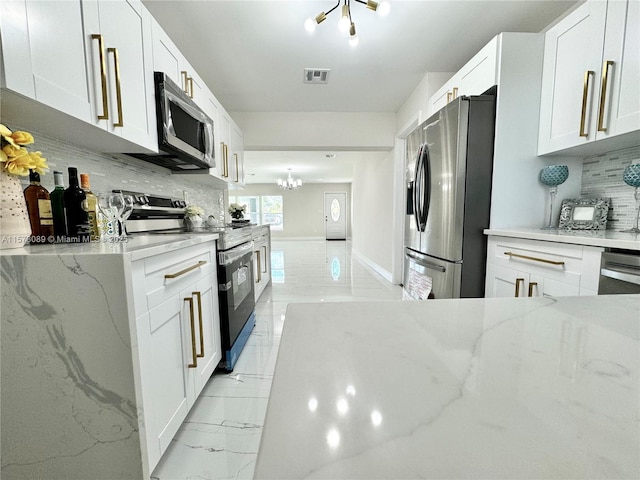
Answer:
[[139, 195, 149, 205]]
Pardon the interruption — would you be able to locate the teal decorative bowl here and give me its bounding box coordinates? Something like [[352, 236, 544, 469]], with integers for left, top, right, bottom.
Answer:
[[540, 165, 569, 187], [623, 163, 640, 188]]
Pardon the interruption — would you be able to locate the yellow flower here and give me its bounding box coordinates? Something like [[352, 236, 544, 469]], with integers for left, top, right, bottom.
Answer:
[[4, 153, 33, 176], [2, 144, 26, 159], [29, 151, 48, 175], [0, 124, 12, 137], [0, 149, 7, 163], [11, 130, 34, 146]]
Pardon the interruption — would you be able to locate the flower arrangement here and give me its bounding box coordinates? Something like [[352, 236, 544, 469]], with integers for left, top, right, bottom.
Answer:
[[185, 204, 204, 218], [0, 124, 48, 176], [228, 202, 247, 219]]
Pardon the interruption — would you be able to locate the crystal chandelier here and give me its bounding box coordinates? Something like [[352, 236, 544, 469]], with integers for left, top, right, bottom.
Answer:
[[277, 169, 302, 190], [304, 0, 391, 46]]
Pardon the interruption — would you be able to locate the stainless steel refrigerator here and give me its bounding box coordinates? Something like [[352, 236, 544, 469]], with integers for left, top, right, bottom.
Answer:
[[403, 95, 495, 299]]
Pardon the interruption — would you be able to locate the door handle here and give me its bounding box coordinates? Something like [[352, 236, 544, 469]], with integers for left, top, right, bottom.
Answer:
[[405, 251, 446, 272], [579, 70, 594, 137], [193, 291, 204, 358], [91, 34, 109, 120], [514, 278, 524, 297], [597, 60, 614, 132], [184, 297, 198, 368], [600, 268, 640, 286], [527, 282, 537, 297], [107, 47, 124, 127], [262, 245, 268, 273]]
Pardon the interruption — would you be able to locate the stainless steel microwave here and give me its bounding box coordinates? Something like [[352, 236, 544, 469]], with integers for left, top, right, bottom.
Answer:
[[131, 72, 215, 171]]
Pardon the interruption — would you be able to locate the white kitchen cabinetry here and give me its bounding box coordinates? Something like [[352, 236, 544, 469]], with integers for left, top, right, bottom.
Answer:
[[216, 109, 245, 187], [252, 226, 271, 301], [538, 0, 640, 155], [485, 236, 603, 298], [428, 36, 499, 116], [131, 241, 221, 473], [0, 0, 157, 152], [230, 121, 245, 187]]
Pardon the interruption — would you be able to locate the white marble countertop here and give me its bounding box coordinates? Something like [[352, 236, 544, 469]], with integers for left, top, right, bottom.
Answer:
[[255, 295, 640, 479], [0, 233, 219, 261], [485, 227, 640, 250]]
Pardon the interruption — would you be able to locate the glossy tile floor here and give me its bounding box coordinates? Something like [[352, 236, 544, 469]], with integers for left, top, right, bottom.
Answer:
[[151, 240, 405, 480]]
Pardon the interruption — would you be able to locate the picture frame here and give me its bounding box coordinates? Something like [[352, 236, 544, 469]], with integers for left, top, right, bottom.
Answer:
[[558, 198, 610, 230]]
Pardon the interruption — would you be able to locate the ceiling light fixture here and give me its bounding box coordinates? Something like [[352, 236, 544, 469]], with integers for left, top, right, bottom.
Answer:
[[304, 0, 390, 45], [277, 169, 302, 190]]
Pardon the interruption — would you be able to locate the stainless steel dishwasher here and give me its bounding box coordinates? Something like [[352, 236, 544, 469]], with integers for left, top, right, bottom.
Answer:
[[598, 250, 640, 294]]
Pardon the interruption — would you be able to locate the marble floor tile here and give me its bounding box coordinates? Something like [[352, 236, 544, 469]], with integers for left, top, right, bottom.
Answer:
[[151, 239, 405, 480]]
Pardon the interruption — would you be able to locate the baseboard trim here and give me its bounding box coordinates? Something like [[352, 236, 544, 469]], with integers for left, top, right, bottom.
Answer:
[[351, 248, 393, 283]]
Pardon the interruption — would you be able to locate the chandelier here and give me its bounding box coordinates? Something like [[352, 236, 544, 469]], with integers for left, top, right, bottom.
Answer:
[[304, 0, 390, 46], [277, 169, 302, 190]]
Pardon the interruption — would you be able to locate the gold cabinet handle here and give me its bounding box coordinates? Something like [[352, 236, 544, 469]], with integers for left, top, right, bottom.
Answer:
[[188, 77, 194, 99], [91, 34, 109, 120], [447, 91, 452, 103], [181, 71, 189, 94], [193, 291, 204, 358], [515, 278, 524, 297], [597, 60, 614, 132], [504, 251, 565, 266], [234, 153, 239, 182], [224, 143, 229, 178], [164, 260, 207, 279], [255, 250, 262, 283], [452, 87, 458, 99], [107, 47, 124, 127], [528, 282, 538, 297], [579, 70, 594, 137], [184, 297, 198, 368], [262, 245, 267, 273]]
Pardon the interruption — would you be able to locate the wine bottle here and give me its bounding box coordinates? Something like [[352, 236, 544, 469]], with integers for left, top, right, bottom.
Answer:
[[63, 167, 90, 243], [80, 173, 100, 241], [50, 170, 67, 239], [23, 170, 54, 243]]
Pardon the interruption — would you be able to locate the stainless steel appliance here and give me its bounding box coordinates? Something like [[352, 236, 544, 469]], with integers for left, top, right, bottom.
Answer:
[[404, 95, 496, 299], [129, 72, 215, 171], [598, 250, 640, 294], [125, 191, 256, 371]]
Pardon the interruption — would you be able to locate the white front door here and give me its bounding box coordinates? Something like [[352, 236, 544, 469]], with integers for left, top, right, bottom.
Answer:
[[324, 192, 347, 240]]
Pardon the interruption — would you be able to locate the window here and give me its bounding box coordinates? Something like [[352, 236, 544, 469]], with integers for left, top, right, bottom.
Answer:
[[230, 195, 283, 231]]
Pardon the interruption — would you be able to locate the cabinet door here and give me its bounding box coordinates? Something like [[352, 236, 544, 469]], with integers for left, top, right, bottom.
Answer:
[[204, 94, 226, 181], [458, 36, 498, 96], [230, 121, 244, 186], [486, 264, 530, 298], [143, 293, 196, 467], [190, 271, 222, 395], [0, 0, 93, 122], [528, 274, 580, 298], [96, 0, 155, 149], [597, 0, 640, 139], [538, 1, 608, 154], [218, 110, 232, 183], [151, 19, 182, 87]]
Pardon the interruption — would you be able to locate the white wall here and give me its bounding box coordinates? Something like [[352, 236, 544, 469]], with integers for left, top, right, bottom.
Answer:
[[395, 72, 452, 132], [231, 112, 396, 150], [238, 183, 351, 239], [351, 152, 395, 278]]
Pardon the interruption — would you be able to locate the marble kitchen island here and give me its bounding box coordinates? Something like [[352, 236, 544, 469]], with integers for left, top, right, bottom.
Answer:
[[255, 295, 640, 479]]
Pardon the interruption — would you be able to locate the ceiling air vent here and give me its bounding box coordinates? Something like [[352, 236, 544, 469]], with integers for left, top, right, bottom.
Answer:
[[304, 68, 330, 84]]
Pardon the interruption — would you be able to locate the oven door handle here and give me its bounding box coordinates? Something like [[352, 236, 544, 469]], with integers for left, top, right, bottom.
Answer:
[[601, 267, 640, 286], [218, 241, 254, 265]]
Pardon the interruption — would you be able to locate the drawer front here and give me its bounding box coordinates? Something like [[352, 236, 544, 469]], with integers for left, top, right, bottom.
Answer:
[[132, 242, 216, 316]]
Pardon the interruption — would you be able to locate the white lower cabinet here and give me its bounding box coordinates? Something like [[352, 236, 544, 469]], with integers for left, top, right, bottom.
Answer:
[[252, 226, 271, 301], [131, 241, 221, 473], [485, 236, 603, 298]]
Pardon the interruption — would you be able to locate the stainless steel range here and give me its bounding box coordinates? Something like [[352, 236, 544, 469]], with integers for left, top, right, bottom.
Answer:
[[123, 190, 256, 372]]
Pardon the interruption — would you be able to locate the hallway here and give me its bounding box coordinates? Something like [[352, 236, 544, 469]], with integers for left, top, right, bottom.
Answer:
[[152, 239, 405, 479]]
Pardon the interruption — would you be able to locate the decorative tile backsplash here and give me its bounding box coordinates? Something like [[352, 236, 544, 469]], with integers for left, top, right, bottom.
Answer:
[[9, 124, 227, 222], [581, 145, 640, 230]]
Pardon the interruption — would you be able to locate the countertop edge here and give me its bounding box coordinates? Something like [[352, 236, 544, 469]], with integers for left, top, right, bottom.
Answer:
[[484, 228, 640, 250]]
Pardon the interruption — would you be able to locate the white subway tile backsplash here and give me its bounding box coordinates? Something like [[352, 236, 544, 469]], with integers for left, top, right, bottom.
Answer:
[[581, 145, 640, 230], [9, 123, 227, 222]]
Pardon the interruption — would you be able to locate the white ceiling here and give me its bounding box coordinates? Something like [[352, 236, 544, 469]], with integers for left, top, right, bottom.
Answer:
[[143, 0, 579, 184]]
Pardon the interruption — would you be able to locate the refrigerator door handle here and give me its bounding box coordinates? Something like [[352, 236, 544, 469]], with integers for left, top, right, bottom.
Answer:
[[420, 146, 431, 231], [405, 251, 446, 272], [412, 146, 423, 231]]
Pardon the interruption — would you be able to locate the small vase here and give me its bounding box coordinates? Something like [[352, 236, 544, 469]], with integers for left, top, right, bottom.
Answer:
[[0, 167, 32, 249], [185, 215, 203, 231], [231, 212, 244, 220]]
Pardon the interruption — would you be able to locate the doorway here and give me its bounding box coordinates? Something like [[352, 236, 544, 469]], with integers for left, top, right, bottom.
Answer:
[[324, 192, 347, 240]]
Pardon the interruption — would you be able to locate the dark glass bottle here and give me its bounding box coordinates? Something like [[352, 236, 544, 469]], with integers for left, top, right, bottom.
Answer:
[[50, 170, 67, 239], [63, 167, 90, 243], [23, 170, 54, 243]]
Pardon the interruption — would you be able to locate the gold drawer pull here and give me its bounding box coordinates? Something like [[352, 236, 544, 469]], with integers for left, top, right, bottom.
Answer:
[[107, 47, 124, 127], [164, 260, 207, 279], [528, 282, 538, 297], [184, 297, 198, 368], [504, 251, 565, 266], [579, 70, 594, 137], [193, 291, 204, 358], [515, 278, 524, 297], [452, 86, 458, 99], [597, 60, 614, 132], [234, 153, 239, 182]]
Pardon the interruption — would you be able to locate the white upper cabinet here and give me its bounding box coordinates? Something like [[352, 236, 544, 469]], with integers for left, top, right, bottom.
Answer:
[[0, 0, 157, 152], [428, 36, 499, 117], [229, 121, 245, 187], [1, 0, 93, 122], [538, 0, 639, 155]]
